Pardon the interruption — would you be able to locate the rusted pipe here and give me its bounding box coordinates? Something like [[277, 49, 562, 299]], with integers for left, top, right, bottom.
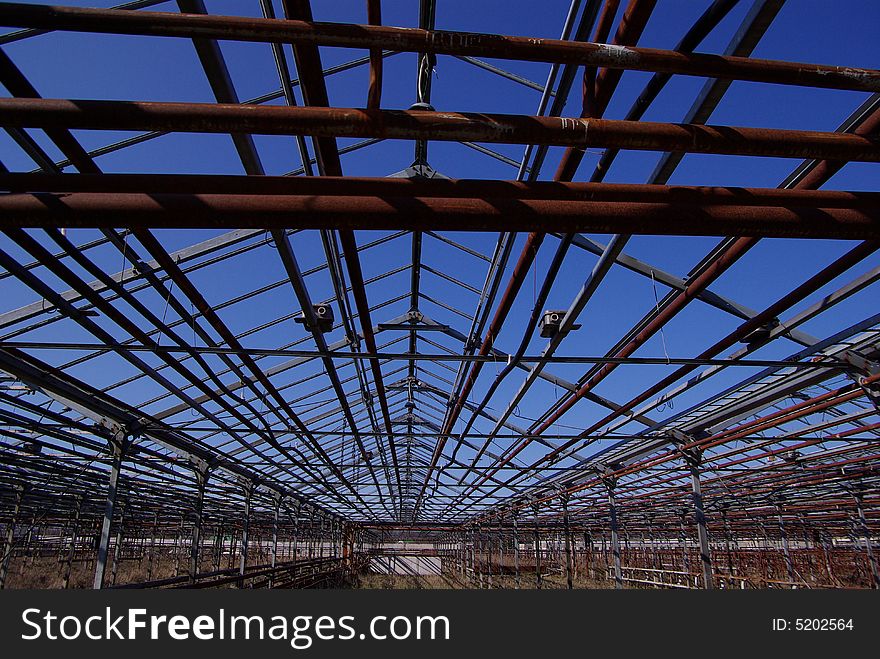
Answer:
[[1, 98, 878, 162], [2, 195, 877, 237], [7, 173, 880, 209], [2, 3, 878, 92], [366, 0, 382, 109], [579, 0, 621, 118]]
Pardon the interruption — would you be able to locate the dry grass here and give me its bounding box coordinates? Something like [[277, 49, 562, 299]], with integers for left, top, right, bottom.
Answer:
[[354, 573, 465, 589], [3, 551, 221, 589]]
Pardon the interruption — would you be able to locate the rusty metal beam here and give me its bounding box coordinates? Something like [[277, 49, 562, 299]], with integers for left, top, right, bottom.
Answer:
[[0, 192, 876, 239], [1, 2, 878, 92], [4, 173, 878, 209], [1, 98, 877, 162]]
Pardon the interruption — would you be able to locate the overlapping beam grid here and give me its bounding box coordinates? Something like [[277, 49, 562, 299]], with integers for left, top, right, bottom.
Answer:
[[0, 0, 877, 589]]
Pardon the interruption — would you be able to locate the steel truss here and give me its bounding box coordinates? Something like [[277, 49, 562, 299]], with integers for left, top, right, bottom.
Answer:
[[0, 0, 877, 590]]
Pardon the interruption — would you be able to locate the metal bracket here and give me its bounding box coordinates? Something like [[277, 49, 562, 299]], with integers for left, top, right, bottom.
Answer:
[[595, 463, 619, 491], [842, 350, 879, 376], [190, 457, 213, 480], [669, 428, 703, 468], [842, 351, 880, 405]]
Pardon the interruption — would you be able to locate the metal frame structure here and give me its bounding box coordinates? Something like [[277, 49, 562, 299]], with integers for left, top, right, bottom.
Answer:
[[0, 0, 878, 590]]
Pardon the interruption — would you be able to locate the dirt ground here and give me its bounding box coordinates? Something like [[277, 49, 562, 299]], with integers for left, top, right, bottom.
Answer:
[[353, 569, 615, 589]]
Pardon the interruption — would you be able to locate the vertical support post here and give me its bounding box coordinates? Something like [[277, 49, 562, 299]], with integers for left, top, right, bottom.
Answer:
[[93, 433, 127, 590], [798, 516, 815, 583], [459, 530, 465, 579], [476, 523, 484, 589], [513, 511, 520, 589], [562, 492, 573, 590], [853, 491, 879, 589], [686, 451, 713, 590], [190, 462, 209, 584], [486, 520, 493, 589], [308, 508, 315, 560], [147, 510, 159, 581], [63, 495, 83, 589], [722, 506, 734, 576], [467, 526, 475, 585], [212, 519, 223, 573], [0, 484, 24, 589], [109, 498, 127, 587], [776, 501, 795, 586], [604, 478, 622, 589], [239, 481, 254, 583], [585, 529, 594, 579], [758, 522, 770, 582], [532, 504, 542, 589], [498, 515, 505, 587], [21, 513, 35, 574], [174, 514, 184, 576], [292, 504, 300, 560], [817, 530, 833, 585], [270, 494, 281, 589], [228, 529, 237, 569]]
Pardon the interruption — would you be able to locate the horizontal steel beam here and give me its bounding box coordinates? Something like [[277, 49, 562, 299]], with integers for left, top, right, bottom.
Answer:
[[2, 173, 878, 208], [1, 192, 877, 238], [1, 99, 878, 162], [0, 341, 850, 369], [0, 3, 878, 92]]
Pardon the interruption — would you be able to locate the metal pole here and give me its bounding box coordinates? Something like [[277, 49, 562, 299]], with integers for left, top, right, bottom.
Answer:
[[291, 503, 300, 585], [211, 519, 222, 573], [147, 510, 159, 580], [239, 481, 253, 582], [468, 525, 475, 585], [533, 505, 542, 589], [459, 530, 465, 580], [0, 484, 24, 589], [562, 493, 573, 589], [173, 514, 184, 576], [688, 457, 714, 590], [722, 507, 734, 576], [498, 516, 505, 587], [189, 463, 208, 583], [513, 512, 520, 589], [109, 499, 126, 587], [20, 513, 34, 574], [270, 495, 281, 588], [486, 520, 493, 588], [585, 529, 593, 580], [606, 481, 622, 589], [853, 492, 880, 589], [776, 502, 795, 586], [476, 523, 484, 588], [93, 434, 126, 590], [63, 495, 82, 589]]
